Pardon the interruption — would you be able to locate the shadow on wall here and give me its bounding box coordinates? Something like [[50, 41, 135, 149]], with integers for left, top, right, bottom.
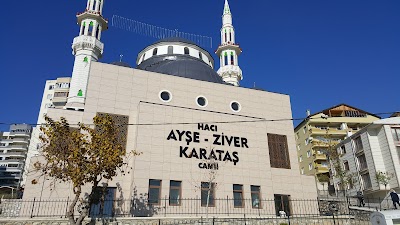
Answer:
[[129, 187, 159, 217]]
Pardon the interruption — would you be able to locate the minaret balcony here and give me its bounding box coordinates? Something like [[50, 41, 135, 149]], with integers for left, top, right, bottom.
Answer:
[[72, 36, 104, 54], [217, 65, 243, 79], [215, 43, 242, 55], [77, 11, 108, 30]]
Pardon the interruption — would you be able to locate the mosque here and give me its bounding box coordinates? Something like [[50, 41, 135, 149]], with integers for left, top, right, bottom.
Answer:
[[23, 0, 317, 217]]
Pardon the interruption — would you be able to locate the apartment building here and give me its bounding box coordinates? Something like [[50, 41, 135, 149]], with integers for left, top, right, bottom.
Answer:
[[0, 124, 32, 189], [22, 77, 71, 186], [294, 104, 380, 189], [333, 117, 400, 199]]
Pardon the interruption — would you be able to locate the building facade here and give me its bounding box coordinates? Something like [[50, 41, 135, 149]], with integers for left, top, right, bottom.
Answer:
[[22, 0, 318, 216], [0, 124, 32, 190], [333, 117, 400, 199], [294, 104, 380, 190], [23, 77, 71, 186]]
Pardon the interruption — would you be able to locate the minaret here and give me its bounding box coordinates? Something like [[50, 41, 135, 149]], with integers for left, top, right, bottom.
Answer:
[[215, 0, 243, 86], [66, 0, 108, 110]]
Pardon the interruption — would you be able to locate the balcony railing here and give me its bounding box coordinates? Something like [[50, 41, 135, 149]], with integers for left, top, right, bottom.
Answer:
[[0, 145, 27, 150], [314, 153, 327, 160], [0, 152, 26, 157]]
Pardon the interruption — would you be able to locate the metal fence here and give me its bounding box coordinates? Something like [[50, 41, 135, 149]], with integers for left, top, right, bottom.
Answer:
[[0, 197, 373, 220]]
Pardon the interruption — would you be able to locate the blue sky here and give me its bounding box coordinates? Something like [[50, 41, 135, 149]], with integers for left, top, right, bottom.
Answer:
[[1, 0, 399, 130]]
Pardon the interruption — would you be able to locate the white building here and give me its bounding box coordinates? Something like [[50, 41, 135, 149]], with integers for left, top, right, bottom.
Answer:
[[333, 117, 400, 199], [23, 0, 318, 217], [23, 77, 71, 186], [0, 124, 32, 191]]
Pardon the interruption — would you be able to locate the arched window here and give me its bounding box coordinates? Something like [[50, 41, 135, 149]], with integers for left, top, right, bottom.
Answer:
[[97, 26, 101, 39], [230, 52, 234, 65], [168, 46, 173, 54], [184, 47, 189, 55], [142, 53, 146, 62], [153, 48, 158, 56], [199, 52, 203, 60], [224, 52, 228, 66], [224, 30, 227, 43], [81, 22, 86, 35], [88, 21, 94, 36]]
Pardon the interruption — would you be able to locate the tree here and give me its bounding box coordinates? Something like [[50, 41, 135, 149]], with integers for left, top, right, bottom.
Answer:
[[376, 171, 393, 191], [190, 151, 222, 221], [317, 174, 330, 191], [32, 114, 137, 225]]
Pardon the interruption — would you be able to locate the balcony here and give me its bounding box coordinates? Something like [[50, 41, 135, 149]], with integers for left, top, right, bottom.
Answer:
[[314, 153, 327, 161], [10, 138, 28, 144], [6, 145, 27, 151], [0, 159, 23, 163], [72, 36, 104, 54], [0, 152, 26, 157], [315, 167, 329, 174]]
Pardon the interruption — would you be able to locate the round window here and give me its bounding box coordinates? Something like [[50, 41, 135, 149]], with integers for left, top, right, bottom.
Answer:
[[196, 96, 207, 107], [159, 90, 172, 102], [231, 101, 241, 112]]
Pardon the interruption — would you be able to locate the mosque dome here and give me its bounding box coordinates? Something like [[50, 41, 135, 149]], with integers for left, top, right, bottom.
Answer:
[[136, 38, 225, 84], [111, 61, 132, 68]]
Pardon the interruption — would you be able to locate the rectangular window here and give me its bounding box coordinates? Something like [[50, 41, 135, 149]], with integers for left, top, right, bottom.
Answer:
[[251, 185, 261, 209], [299, 155, 303, 162], [297, 144, 300, 151], [307, 150, 311, 158], [201, 182, 215, 207], [54, 92, 68, 97], [295, 133, 299, 140], [268, 134, 291, 169], [340, 145, 346, 154], [357, 154, 368, 171], [148, 179, 162, 205], [274, 194, 291, 216], [392, 128, 400, 142], [169, 180, 181, 206], [354, 136, 363, 152], [308, 163, 313, 170], [301, 168, 304, 174], [361, 173, 372, 189], [344, 161, 350, 171], [49, 85, 54, 90], [233, 184, 244, 208], [303, 126, 307, 134]]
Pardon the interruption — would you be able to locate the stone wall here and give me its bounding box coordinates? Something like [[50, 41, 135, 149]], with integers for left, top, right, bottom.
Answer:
[[0, 216, 371, 225]]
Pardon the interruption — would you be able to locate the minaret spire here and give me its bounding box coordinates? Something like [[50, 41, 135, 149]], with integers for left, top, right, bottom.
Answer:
[[66, 0, 108, 110], [216, 0, 243, 86], [224, 0, 231, 15]]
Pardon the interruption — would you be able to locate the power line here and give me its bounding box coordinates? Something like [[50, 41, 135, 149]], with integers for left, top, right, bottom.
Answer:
[[0, 111, 396, 127]]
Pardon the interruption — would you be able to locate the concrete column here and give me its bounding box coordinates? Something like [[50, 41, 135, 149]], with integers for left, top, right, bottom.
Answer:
[[92, 21, 97, 37], [84, 20, 90, 35], [97, 26, 102, 40], [95, 0, 100, 12], [100, 0, 104, 14], [89, 0, 94, 10], [79, 23, 84, 35]]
